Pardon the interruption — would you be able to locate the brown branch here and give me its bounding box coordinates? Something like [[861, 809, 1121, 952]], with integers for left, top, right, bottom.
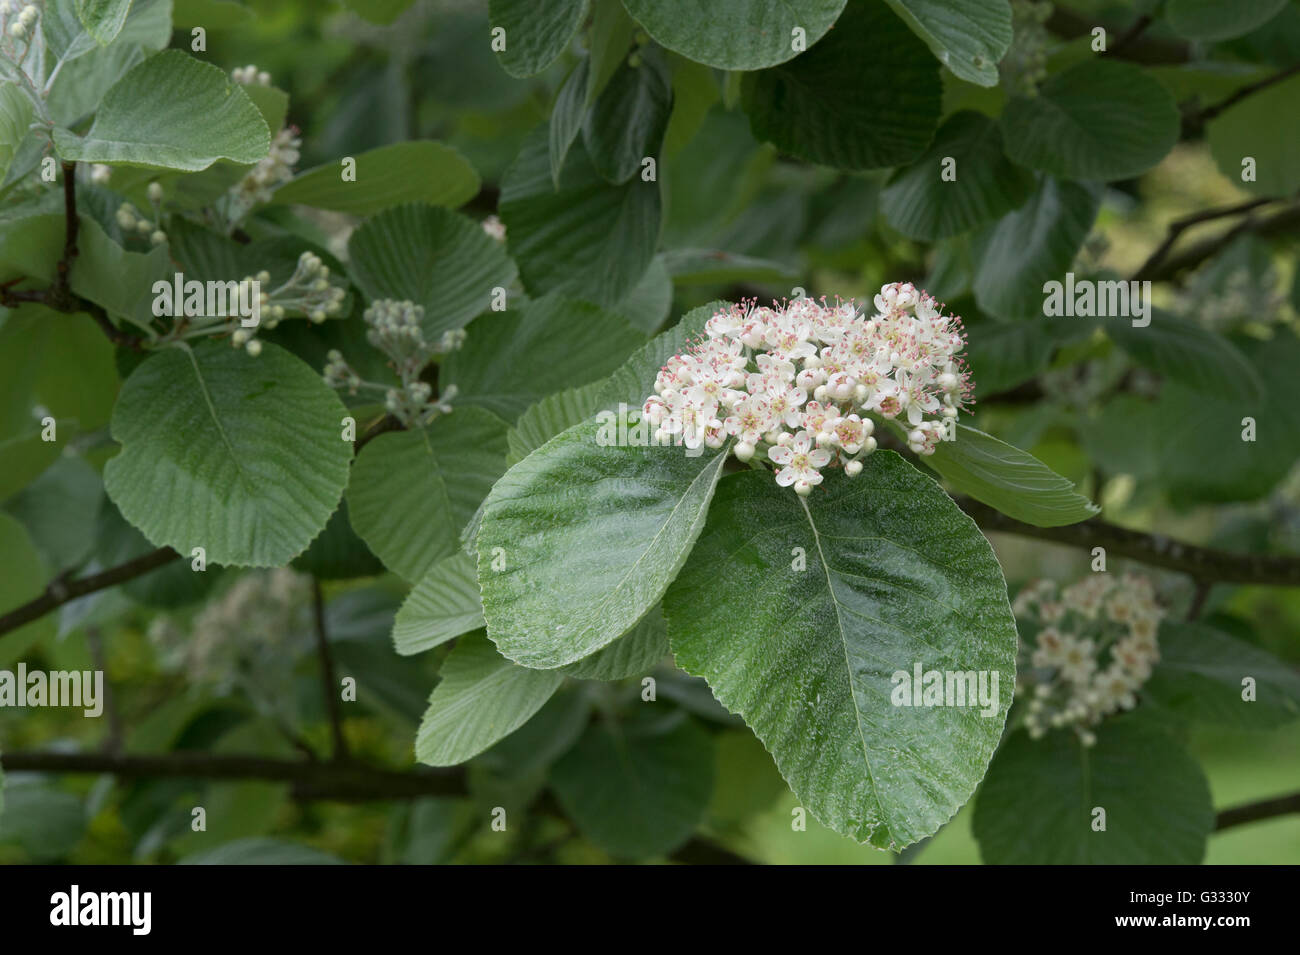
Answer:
[[0, 749, 753, 863], [1133, 202, 1300, 282], [958, 498, 1300, 587], [1199, 63, 1300, 125], [1215, 791, 1300, 832], [0, 547, 179, 638], [1109, 14, 1153, 56], [52, 160, 79, 304], [1047, 9, 1190, 64], [312, 579, 349, 761], [1132, 197, 1277, 282]]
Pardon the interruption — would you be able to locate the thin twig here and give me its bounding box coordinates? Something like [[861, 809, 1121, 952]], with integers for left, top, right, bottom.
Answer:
[[354, 413, 404, 454], [1215, 791, 1300, 832], [1110, 14, 1153, 56], [86, 626, 124, 754], [312, 579, 349, 761], [1199, 63, 1300, 124], [1133, 197, 1276, 281], [0, 547, 179, 638]]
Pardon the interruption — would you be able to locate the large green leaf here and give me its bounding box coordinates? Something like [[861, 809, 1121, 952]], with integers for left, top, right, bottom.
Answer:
[[1165, 0, 1289, 40], [883, 0, 1013, 86], [551, 715, 714, 858], [740, 0, 941, 171], [549, 59, 589, 186], [1144, 621, 1300, 730], [102, 341, 352, 567], [70, 215, 172, 331], [506, 380, 607, 466], [0, 514, 55, 669], [0, 86, 32, 185], [53, 50, 271, 172], [582, 49, 672, 184], [346, 408, 509, 583], [973, 721, 1213, 864], [45, 0, 171, 127], [415, 632, 564, 766], [477, 416, 728, 669], [559, 605, 670, 680], [1207, 73, 1300, 198], [76, 0, 133, 44], [665, 456, 1017, 849], [880, 110, 1034, 240], [596, 299, 720, 408], [972, 176, 1099, 320], [620, 0, 846, 70], [489, 0, 589, 78], [347, 203, 517, 337], [1108, 310, 1264, 401], [1000, 60, 1179, 181], [272, 142, 480, 216], [392, 552, 485, 656], [926, 425, 1099, 526], [499, 126, 661, 307], [441, 294, 645, 422]]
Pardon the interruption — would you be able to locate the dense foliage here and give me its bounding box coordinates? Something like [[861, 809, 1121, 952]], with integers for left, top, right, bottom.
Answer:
[[0, 0, 1298, 865]]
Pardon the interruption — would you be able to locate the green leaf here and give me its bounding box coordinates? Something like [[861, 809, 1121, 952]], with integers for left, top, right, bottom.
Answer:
[[45, 0, 171, 127], [587, 0, 635, 104], [477, 416, 728, 669], [0, 307, 118, 442], [658, 247, 796, 285], [665, 456, 1017, 849], [1145, 621, 1300, 730], [500, 126, 661, 307], [272, 142, 480, 216], [962, 317, 1060, 394], [880, 110, 1035, 240], [76, 0, 133, 45], [346, 408, 509, 583], [289, 499, 385, 581], [926, 424, 1099, 526], [3, 456, 103, 570], [1000, 60, 1179, 181], [551, 715, 714, 858], [180, 838, 346, 865], [441, 294, 645, 422], [0, 781, 84, 860], [415, 632, 564, 766], [740, 0, 941, 171], [346, 203, 517, 337], [393, 552, 485, 655], [1108, 310, 1264, 401], [0, 215, 64, 283], [507, 379, 606, 466], [612, 254, 673, 333], [102, 341, 352, 567], [69, 215, 172, 331], [973, 721, 1213, 864], [883, 0, 1013, 87], [973, 176, 1099, 320], [582, 48, 672, 184], [549, 59, 589, 187], [489, 0, 588, 78], [560, 605, 670, 680], [0, 514, 55, 669], [0, 86, 32, 184], [621, 0, 846, 71], [1207, 73, 1300, 197], [53, 50, 271, 172], [1165, 0, 1289, 41], [596, 299, 720, 409]]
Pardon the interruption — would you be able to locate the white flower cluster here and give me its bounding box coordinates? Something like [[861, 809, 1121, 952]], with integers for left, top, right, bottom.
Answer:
[[323, 299, 464, 427], [4, 3, 37, 39], [1013, 573, 1164, 746], [229, 251, 346, 356], [481, 215, 506, 241], [115, 191, 167, 247], [231, 64, 272, 86], [232, 126, 301, 209], [641, 283, 973, 495]]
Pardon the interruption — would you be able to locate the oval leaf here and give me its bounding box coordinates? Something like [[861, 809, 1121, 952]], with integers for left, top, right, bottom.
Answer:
[[102, 341, 352, 567], [665, 455, 1018, 849]]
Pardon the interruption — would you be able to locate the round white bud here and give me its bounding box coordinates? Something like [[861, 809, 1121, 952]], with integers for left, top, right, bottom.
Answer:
[[147, 181, 164, 203], [734, 441, 755, 462], [845, 460, 863, 477]]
